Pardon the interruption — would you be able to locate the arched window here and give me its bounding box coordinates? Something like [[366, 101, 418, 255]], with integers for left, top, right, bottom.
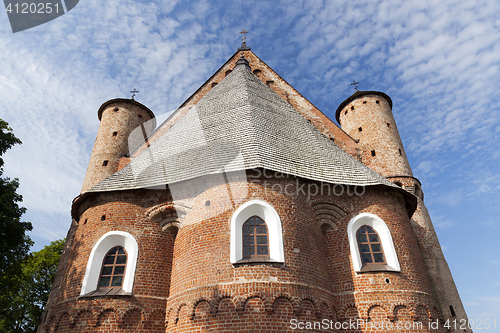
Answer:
[[230, 200, 284, 264], [80, 231, 138, 296], [98, 246, 127, 288], [347, 213, 400, 272], [242, 216, 269, 259], [356, 226, 386, 265]]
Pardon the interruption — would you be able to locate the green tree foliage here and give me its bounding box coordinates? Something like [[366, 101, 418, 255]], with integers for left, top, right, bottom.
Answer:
[[5, 239, 65, 332], [0, 119, 33, 327]]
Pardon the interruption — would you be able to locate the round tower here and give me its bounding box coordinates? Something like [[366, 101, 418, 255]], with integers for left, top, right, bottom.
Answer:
[[336, 91, 422, 198], [81, 99, 155, 193]]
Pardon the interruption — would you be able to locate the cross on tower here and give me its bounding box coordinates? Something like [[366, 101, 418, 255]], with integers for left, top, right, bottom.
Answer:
[[350, 80, 359, 92], [130, 89, 139, 100], [239, 29, 249, 42]]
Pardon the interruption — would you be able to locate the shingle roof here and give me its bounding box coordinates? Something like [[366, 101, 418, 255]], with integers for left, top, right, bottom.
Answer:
[[87, 65, 399, 193]]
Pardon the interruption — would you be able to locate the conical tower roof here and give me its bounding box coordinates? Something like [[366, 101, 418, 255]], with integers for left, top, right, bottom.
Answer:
[[87, 63, 401, 193]]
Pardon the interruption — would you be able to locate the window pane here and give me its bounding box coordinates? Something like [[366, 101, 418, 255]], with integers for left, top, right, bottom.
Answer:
[[108, 248, 117, 255], [359, 244, 370, 253], [99, 276, 110, 287], [369, 234, 380, 242], [114, 266, 125, 275], [243, 236, 254, 245], [255, 218, 265, 225], [117, 248, 126, 254], [116, 255, 126, 264], [361, 253, 373, 264], [104, 255, 115, 265], [256, 236, 267, 244], [371, 244, 381, 252], [243, 226, 254, 234], [373, 253, 385, 263], [244, 246, 254, 256], [256, 226, 267, 234], [257, 246, 268, 255], [102, 266, 113, 275], [357, 233, 367, 242], [111, 276, 123, 287]]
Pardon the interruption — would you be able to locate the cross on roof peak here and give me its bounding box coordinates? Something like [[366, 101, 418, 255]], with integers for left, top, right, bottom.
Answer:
[[238, 29, 251, 51], [350, 80, 360, 92], [130, 89, 139, 100], [239, 29, 249, 42]]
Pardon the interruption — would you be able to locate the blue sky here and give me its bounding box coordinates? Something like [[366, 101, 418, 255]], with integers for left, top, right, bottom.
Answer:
[[1, 0, 499, 326]]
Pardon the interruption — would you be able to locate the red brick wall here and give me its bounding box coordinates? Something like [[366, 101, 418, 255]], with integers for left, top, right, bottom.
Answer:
[[41, 172, 446, 332], [39, 190, 175, 333]]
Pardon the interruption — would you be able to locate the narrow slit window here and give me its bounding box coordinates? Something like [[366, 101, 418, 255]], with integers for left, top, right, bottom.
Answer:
[[102, 160, 108, 166], [449, 305, 456, 317]]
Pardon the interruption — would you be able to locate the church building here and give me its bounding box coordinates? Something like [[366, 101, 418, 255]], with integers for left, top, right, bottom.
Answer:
[[39, 42, 469, 332]]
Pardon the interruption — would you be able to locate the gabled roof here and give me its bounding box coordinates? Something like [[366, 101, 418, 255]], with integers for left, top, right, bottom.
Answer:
[[87, 63, 399, 193]]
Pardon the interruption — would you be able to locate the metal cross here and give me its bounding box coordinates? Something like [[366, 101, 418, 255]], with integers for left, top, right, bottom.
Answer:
[[350, 80, 359, 92], [239, 29, 249, 42], [130, 89, 139, 100]]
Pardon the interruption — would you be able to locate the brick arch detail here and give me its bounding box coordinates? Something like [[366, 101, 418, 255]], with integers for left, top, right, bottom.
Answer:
[[272, 294, 294, 312], [71, 308, 93, 327], [190, 297, 212, 319], [209, 295, 234, 315], [95, 307, 117, 327], [295, 297, 321, 317], [432, 306, 443, 320], [340, 304, 359, 320], [143, 307, 166, 324], [174, 302, 191, 323], [54, 311, 74, 329], [165, 307, 175, 327], [415, 303, 432, 321], [364, 303, 388, 321], [117, 306, 145, 326]]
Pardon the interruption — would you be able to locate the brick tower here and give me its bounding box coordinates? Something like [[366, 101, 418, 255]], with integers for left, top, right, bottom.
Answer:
[[81, 98, 155, 193], [336, 91, 470, 331], [40, 45, 469, 332]]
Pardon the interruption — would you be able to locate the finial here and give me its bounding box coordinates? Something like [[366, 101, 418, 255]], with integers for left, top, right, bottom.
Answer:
[[234, 53, 251, 71], [350, 80, 359, 92], [238, 29, 251, 51], [239, 29, 248, 42], [130, 89, 139, 100]]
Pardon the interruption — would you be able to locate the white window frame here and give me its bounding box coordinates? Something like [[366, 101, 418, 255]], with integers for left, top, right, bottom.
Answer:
[[80, 231, 139, 295], [230, 200, 284, 264], [347, 213, 400, 272]]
